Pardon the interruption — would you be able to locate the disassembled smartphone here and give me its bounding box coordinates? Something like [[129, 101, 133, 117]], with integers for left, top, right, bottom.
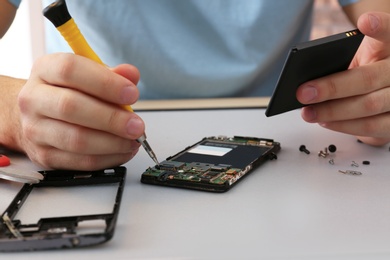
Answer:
[[141, 136, 281, 192], [0, 167, 126, 252], [265, 29, 364, 117]]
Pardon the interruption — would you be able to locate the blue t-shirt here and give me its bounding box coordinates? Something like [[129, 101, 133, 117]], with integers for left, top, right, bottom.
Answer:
[[11, 0, 358, 99]]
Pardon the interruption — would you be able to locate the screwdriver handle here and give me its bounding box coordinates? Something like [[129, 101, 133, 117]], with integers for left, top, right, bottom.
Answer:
[[43, 0, 159, 165], [43, 0, 134, 112], [57, 18, 103, 64]]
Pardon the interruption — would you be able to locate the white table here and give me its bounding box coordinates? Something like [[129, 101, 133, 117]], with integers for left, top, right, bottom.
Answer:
[[1, 100, 390, 260]]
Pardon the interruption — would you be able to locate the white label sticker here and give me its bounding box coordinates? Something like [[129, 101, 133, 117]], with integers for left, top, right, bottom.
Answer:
[[188, 145, 232, 156]]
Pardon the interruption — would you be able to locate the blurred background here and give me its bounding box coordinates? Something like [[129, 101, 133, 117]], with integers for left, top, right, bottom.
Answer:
[[311, 0, 355, 39], [0, 0, 354, 80]]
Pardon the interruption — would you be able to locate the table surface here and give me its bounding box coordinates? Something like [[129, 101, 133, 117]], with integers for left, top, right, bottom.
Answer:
[[1, 101, 390, 260]]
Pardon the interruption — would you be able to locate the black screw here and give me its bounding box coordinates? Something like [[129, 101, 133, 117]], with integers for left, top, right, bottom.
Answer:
[[328, 144, 337, 153], [299, 145, 310, 154]]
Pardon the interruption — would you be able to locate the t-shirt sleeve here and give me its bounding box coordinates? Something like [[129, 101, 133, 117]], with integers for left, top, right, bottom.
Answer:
[[7, 0, 22, 8], [338, 0, 360, 6]]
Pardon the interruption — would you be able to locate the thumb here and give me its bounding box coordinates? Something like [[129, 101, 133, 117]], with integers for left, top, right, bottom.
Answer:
[[358, 12, 390, 44]]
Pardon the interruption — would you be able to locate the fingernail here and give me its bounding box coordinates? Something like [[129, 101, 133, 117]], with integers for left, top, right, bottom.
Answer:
[[300, 85, 318, 103], [120, 86, 135, 104], [126, 117, 143, 137], [369, 14, 380, 31], [302, 106, 317, 122]]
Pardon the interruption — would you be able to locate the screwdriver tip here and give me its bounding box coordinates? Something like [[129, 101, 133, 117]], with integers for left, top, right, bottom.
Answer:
[[138, 138, 160, 166], [153, 158, 160, 166]]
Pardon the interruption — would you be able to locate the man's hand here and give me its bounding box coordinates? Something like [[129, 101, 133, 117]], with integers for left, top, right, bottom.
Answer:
[[17, 53, 144, 170], [296, 12, 390, 146]]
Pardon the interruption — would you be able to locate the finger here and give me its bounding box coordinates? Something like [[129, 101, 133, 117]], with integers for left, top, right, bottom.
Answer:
[[355, 136, 390, 146], [350, 12, 390, 68], [301, 86, 390, 122], [358, 12, 390, 47], [318, 112, 390, 142], [32, 53, 139, 106], [25, 118, 140, 155], [111, 64, 140, 85], [29, 83, 145, 140], [29, 146, 138, 171], [296, 60, 390, 104]]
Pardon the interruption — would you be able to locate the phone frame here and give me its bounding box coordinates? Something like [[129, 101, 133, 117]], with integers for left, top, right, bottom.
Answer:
[[0, 166, 126, 252]]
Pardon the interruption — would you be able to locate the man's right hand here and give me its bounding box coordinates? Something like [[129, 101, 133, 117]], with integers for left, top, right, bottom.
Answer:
[[16, 53, 144, 170]]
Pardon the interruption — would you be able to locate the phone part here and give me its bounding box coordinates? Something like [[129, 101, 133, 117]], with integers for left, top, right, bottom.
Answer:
[[0, 166, 126, 252], [265, 29, 364, 117], [338, 170, 362, 175], [141, 136, 281, 192], [299, 145, 310, 154]]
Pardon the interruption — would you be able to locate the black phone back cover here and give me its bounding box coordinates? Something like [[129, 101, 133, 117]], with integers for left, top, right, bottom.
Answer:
[[265, 29, 364, 117]]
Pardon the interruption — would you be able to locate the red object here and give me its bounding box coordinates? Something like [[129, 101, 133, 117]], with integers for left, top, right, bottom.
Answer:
[[0, 155, 11, 167]]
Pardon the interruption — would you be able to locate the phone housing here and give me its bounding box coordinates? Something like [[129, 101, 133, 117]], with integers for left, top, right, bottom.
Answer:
[[0, 167, 126, 252]]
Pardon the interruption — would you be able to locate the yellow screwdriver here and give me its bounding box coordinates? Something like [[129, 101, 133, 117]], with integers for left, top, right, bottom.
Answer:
[[43, 0, 159, 166]]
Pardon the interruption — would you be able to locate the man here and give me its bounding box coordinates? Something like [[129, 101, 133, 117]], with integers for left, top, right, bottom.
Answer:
[[0, 0, 389, 170]]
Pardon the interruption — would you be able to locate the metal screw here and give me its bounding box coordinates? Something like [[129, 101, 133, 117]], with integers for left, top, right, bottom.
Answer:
[[318, 151, 327, 158], [328, 144, 337, 153], [318, 147, 329, 158], [329, 159, 335, 165], [351, 161, 359, 167], [299, 145, 310, 154], [339, 170, 362, 175]]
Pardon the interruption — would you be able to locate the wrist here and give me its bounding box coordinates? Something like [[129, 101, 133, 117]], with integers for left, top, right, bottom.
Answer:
[[0, 76, 26, 152]]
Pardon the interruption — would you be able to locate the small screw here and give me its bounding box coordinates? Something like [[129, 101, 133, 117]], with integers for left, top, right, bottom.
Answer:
[[318, 151, 327, 158], [329, 159, 334, 165], [328, 144, 337, 153], [351, 161, 359, 167], [339, 170, 362, 175], [299, 145, 310, 154], [318, 147, 329, 158]]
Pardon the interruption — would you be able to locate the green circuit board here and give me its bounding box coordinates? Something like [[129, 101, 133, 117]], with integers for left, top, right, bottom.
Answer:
[[143, 161, 243, 186], [141, 136, 281, 192]]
